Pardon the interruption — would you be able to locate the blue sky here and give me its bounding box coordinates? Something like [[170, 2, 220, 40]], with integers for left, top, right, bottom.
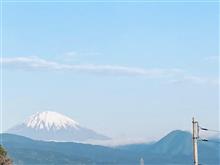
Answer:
[[1, 1, 219, 142]]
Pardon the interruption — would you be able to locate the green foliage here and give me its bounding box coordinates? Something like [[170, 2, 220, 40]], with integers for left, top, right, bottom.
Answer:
[[0, 145, 12, 165], [0, 145, 7, 157]]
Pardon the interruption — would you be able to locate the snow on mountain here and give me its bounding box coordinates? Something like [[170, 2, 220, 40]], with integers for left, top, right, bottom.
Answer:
[[7, 111, 110, 142], [24, 111, 79, 130]]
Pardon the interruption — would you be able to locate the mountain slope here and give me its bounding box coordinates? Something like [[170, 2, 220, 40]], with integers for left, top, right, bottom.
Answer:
[[118, 130, 220, 164], [7, 111, 109, 142], [1, 130, 220, 165], [2, 133, 137, 165], [151, 130, 192, 155]]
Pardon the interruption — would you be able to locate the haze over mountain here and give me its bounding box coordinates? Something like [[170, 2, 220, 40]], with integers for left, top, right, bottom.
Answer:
[[6, 111, 109, 142], [2, 130, 219, 165]]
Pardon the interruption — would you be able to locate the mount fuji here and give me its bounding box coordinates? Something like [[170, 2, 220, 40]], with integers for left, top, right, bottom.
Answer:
[[7, 111, 110, 142]]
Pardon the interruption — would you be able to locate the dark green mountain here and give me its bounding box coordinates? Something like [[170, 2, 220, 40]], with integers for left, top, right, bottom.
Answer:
[[1, 130, 219, 165], [1, 133, 137, 165], [118, 130, 220, 164]]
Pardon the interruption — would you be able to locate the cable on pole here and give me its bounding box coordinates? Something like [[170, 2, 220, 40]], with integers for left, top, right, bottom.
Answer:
[[198, 139, 220, 144], [199, 127, 220, 133], [193, 119, 220, 165]]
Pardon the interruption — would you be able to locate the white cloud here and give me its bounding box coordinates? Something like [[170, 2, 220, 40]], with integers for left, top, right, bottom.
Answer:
[[1, 56, 218, 85], [61, 51, 101, 62], [1, 56, 182, 77], [81, 137, 151, 147], [204, 56, 219, 62]]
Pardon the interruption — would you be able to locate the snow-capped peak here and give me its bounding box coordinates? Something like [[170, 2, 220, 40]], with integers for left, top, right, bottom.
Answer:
[[24, 111, 79, 130]]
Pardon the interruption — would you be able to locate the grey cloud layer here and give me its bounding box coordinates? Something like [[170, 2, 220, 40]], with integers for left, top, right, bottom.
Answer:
[[1, 56, 218, 85]]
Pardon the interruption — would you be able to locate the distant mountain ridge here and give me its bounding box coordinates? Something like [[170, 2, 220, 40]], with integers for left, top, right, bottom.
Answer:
[[7, 111, 109, 142], [118, 130, 220, 164], [2, 130, 220, 165], [152, 130, 192, 155]]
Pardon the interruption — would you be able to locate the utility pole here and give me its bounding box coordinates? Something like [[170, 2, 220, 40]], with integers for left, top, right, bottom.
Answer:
[[192, 117, 199, 165], [140, 158, 144, 165]]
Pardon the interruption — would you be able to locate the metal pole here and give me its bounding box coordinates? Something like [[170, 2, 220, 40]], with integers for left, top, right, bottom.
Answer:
[[140, 158, 144, 165], [192, 117, 199, 165]]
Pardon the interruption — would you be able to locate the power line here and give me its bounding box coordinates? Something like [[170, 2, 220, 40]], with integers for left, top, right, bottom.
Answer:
[[198, 139, 208, 142], [198, 139, 220, 144], [199, 127, 220, 133]]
